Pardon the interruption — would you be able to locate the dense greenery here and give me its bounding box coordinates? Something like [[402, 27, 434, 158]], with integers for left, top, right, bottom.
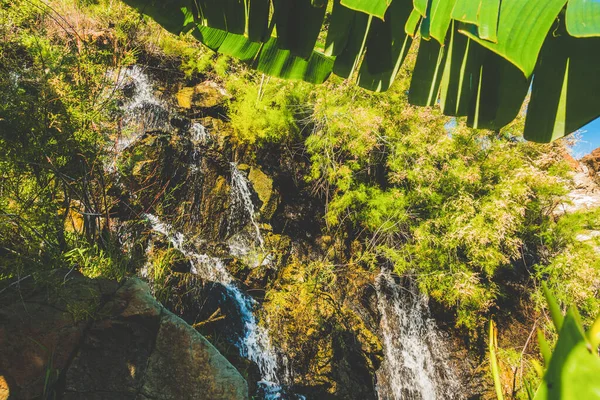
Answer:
[[122, 0, 600, 143], [1, 1, 599, 399]]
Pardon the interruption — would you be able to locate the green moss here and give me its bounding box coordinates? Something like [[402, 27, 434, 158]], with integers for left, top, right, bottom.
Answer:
[[247, 167, 279, 219]]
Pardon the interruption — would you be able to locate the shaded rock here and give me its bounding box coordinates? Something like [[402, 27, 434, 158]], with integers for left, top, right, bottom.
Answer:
[[138, 304, 247, 400], [0, 271, 248, 400], [248, 166, 280, 220], [0, 272, 112, 399]]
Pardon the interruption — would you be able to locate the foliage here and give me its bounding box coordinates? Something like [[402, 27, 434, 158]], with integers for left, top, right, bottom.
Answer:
[[533, 209, 600, 322], [300, 77, 572, 329], [490, 286, 600, 400], [0, 0, 146, 281], [121, 0, 600, 143], [218, 51, 597, 333], [63, 236, 132, 281], [225, 76, 311, 145], [144, 246, 186, 304]]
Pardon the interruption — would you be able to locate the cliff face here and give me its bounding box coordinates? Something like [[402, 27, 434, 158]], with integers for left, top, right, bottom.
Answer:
[[582, 147, 600, 186], [0, 271, 248, 400], [556, 147, 600, 215]]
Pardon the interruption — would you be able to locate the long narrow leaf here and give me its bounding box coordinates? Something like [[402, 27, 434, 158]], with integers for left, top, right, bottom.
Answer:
[[488, 320, 504, 400], [357, 0, 414, 91], [524, 34, 600, 142], [408, 38, 447, 106], [256, 38, 334, 84]]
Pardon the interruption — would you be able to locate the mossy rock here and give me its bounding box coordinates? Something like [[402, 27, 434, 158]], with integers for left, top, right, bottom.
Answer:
[[247, 167, 280, 220], [176, 81, 227, 110], [176, 87, 195, 109]]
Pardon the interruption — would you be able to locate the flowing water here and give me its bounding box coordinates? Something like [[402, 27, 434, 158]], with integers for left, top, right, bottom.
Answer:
[[190, 122, 210, 162], [143, 214, 288, 398], [113, 66, 459, 400], [112, 66, 171, 151], [228, 162, 265, 248], [375, 271, 460, 400]]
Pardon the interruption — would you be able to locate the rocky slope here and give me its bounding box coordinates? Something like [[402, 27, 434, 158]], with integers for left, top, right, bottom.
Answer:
[[0, 271, 248, 400]]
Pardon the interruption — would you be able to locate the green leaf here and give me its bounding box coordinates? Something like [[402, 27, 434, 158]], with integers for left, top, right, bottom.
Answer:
[[325, 0, 355, 56], [533, 308, 600, 400], [405, 8, 422, 36], [340, 0, 391, 20], [192, 26, 228, 50], [459, 0, 568, 77], [256, 38, 334, 83], [197, 0, 246, 34], [542, 281, 564, 331], [477, 0, 501, 42], [246, 0, 271, 42], [589, 314, 600, 351], [524, 35, 600, 142], [439, 23, 477, 116], [451, 0, 480, 25], [419, 2, 432, 40], [429, 0, 458, 44], [357, 0, 414, 91], [332, 12, 372, 78], [466, 45, 530, 130], [218, 33, 262, 61], [274, 0, 327, 59], [121, 0, 196, 35], [408, 38, 447, 106], [413, 0, 429, 17], [566, 0, 600, 37], [537, 329, 552, 366], [489, 320, 504, 400]]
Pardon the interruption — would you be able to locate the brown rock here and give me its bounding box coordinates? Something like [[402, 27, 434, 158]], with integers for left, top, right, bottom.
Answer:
[[582, 147, 600, 183], [176, 81, 228, 110], [0, 272, 248, 400]]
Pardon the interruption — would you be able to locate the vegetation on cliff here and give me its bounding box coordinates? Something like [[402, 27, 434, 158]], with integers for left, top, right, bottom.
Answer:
[[1, 1, 599, 399]]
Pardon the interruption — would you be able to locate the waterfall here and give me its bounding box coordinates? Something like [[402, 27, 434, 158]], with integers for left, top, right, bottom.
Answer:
[[191, 122, 210, 144], [375, 271, 460, 400], [228, 163, 265, 261], [143, 214, 285, 396], [229, 162, 264, 247], [112, 66, 170, 151], [190, 122, 210, 163]]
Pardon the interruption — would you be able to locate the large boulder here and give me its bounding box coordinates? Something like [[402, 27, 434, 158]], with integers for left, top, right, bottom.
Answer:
[[0, 271, 248, 400]]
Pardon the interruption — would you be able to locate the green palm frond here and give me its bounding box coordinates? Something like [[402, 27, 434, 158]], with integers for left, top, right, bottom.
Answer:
[[122, 0, 600, 143]]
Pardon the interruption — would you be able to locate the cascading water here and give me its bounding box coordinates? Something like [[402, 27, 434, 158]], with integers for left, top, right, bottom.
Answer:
[[143, 214, 288, 398], [375, 270, 460, 400], [112, 66, 171, 151], [229, 162, 264, 248], [190, 122, 210, 162], [227, 163, 272, 268]]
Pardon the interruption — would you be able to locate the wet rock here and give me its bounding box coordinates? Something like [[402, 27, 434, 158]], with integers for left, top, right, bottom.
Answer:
[[247, 167, 280, 221], [0, 271, 248, 400]]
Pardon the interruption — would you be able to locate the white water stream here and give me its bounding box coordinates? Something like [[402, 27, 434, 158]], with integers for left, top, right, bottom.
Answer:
[[112, 66, 170, 151], [229, 162, 265, 248], [143, 214, 285, 396], [375, 271, 460, 400]]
